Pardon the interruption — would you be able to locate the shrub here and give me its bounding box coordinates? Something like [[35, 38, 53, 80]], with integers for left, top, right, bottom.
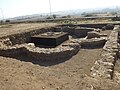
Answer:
[[5, 20, 10, 23]]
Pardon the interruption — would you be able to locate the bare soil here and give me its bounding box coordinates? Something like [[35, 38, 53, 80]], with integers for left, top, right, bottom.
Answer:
[[0, 47, 120, 90], [0, 48, 101, 90], [0, 23, 57, 38]]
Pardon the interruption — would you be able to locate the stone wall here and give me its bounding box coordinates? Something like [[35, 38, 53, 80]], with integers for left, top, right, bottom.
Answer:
[[54, 26, 94, 38], [54, 26, 75, 35], [0, 40, 80, 61], [115, 25, 120, 58], [87, 31, 107, 39], [90, 29, 119, 79], [25, 40, 80, 60], [60, 23, 119, 29], [0, 44, 26, 56], [74, 27, 94, 38], [73, 37, 107, 48], [0, 38, 12, 46], [81, 37, 107, 48]]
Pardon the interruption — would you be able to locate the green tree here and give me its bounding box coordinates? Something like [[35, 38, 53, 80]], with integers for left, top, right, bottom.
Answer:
[[67, 15, 71, 18], [0, 20, 3, 24], [5, 20, 10, 23], [52, 14, 56, 19]]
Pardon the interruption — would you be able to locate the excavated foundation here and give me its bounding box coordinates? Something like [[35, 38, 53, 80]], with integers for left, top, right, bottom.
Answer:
[[0, 24, 117, 65]]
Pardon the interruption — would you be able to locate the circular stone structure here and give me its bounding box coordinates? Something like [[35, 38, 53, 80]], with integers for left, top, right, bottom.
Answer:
[[0, 39, 80, 61], [25, 40, 80, 60]]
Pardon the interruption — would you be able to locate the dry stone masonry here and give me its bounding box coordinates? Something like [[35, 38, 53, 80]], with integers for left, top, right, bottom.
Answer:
[[87, 31, 107, 39], [91, 26, 119, 79], [25, 40, 80, 60], [0, 40, 80, 61], [54, 26, 94, 38]]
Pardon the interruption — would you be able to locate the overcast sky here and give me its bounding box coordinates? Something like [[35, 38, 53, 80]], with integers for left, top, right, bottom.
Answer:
[[0, 0, 120, 19]]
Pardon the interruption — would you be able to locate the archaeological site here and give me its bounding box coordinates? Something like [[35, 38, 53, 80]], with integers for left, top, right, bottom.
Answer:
[[0, 22, 120, 90]]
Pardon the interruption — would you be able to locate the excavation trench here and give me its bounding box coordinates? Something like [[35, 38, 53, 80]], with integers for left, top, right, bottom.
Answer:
[[0, 25, 108, 66]]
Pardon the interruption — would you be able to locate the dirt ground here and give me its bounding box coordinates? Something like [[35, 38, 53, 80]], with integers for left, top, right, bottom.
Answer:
[[0, 23, 57, 38], [0, 48, 102, 90], [0, 48, 120, 90], [0, 24, 120, 90]]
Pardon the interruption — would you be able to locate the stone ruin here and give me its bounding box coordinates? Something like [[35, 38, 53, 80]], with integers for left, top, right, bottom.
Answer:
[[0, 23, 120, 80], [91, 25, 120, 79], [0, 25, 108, 61]]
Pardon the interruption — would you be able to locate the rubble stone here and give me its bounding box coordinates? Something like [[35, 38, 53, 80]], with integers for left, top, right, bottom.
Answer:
[[91, 30, 119, 79], [0, 39, 80, 61], [87, 31, 107, 39]]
